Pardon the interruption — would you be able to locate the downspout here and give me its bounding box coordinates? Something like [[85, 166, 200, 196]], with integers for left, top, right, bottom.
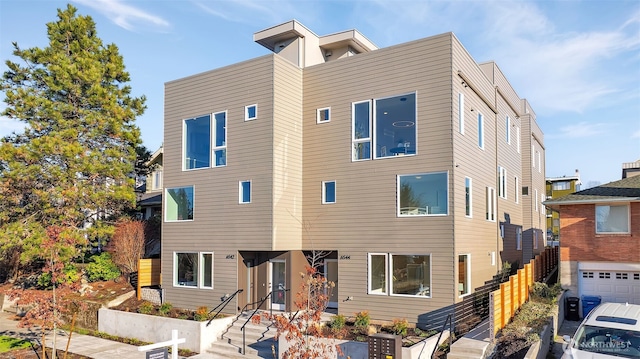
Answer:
[[494, 85, 500, 275]]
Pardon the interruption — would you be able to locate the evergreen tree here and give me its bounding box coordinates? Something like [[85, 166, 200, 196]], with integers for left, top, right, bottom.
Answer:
[[0, 4, 145, 277]]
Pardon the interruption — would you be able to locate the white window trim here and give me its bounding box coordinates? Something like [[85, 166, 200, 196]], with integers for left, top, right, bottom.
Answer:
[[514, 176, 519, 204], [212, 111, 227, 167], [486, 186, 496, 222], [368, 253, 388, 296], [537, 151, 541, 173], [465, 177, 472, 218], [595, 204, 631, 234], [322, 180, 336, 204], [397, 171, 449, 217], [352, 100, 372, 161], [459, 93, 465, 135], [164, 186, 194, 222], [532, 145, 535, 168], [239, 180, 251, 204], [506, 116, 511, 144], [516, 126, 521, 153], [173, 251, 198, 288], [317, 107, 331, 124], [477, 113, 484, 149], [458, 253, 471, 298], [534, 189, 539, 212], [498, 166, 507, 199], [245, 104, 257, 121], [389, 253, 432, 298], [199, 252, 214, 289]]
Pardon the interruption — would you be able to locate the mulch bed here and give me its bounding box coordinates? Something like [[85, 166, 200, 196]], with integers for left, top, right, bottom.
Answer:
[[0, 346, 91, 359]]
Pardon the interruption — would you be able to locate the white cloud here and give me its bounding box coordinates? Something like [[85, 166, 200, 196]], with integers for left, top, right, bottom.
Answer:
[[632, 130, 640, 139], [73, 0, 170, 31], [548, 121, 607, 139]]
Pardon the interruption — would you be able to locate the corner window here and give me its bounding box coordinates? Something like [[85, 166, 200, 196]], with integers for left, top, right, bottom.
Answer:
[[498, 166, 507, 199], [506, 116, 511, 144], [465, 177, 472, 217], [398, 172, 448, 216], [458, 254, 470, 297], [596, 205, 630, 233], [477, 113, 484, 149], [239, 181, 251, 204], [184, 115, 211, 169], [458, 93, 465, 134], [213, 112, 227, 167], [174, 252, 213, 288], [486, 187, 496, 221], [368, 253, 387, 295], [245, 104, 257, 121], [322, 181, 336, 204], [352, 93, 416, 161], [317, 107, 330, 123], [165, 186, 194, 221]]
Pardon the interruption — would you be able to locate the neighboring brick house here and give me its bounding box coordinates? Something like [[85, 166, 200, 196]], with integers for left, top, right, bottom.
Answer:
[[546, 170, 581, 243], [161, 20, 546, 328], [544, 175, 640, 305]]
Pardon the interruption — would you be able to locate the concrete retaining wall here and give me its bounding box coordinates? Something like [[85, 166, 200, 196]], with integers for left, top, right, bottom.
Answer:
[[98, 308, 234, 353]]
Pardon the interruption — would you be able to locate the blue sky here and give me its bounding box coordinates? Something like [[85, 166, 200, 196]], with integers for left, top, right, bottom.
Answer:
[[1, 0, 639, 187]]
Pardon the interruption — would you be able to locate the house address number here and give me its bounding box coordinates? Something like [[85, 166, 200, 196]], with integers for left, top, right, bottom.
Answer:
[[339, 255, 351, 260], [225, 254, 235, 259]]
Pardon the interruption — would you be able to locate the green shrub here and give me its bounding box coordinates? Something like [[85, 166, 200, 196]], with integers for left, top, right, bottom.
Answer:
[[194, 306, 209, 321], [354, 311, 370, 329], [85, 253, 121, 282], [329, 314, 346, 331], [37, 264, 80, 288], [391, 318, 409, 336], [158, 302, 173, 316], [138, 301, 154, 314]]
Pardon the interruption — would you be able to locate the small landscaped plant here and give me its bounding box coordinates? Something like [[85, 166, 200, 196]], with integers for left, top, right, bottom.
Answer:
[[194, 306, 209, 321], [138, 301, 154, 315], [158, 302, 173, 316], [354, 311, 370, 329], [329, 314, 346, 332], [391, 318, 409, 336]]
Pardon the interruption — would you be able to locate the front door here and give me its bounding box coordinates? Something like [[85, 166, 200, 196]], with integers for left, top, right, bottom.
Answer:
[[270, 260, 286, 310], [325, 259, 338, 308], [244, 259, 255, 309]]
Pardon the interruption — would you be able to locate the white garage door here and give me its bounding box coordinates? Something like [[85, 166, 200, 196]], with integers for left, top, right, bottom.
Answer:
[[579, 265, 640, 305]]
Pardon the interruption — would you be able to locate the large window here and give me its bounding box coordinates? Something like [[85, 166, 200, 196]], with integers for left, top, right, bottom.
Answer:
[[458, 254, 470, 297], [166, 186, 194, 221], [174, 252, 213, 288], [352, 93, 416, 161], [465, 177, 472, 217], [369, 253, 431, 297], [213, 112, 226, 166], [398, 172, 448, 216], [184, 115, 211, 169], [552, 181, 571, 191], [596, 205, 630, 233]]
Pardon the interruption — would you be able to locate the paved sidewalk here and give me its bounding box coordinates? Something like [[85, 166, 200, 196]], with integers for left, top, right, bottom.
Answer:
[[0, 311, 220, 359], [551, 317, 581, 358]]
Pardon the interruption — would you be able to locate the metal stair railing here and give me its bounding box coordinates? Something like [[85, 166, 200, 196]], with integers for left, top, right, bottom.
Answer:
[[206, 288, 243, 327], [423, 313, 452, 359], [240, 288, 289, 355]]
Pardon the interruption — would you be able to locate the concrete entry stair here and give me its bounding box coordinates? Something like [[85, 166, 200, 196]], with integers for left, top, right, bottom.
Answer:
[[206, 311, 278, 359], [448, 318, 492, 359]]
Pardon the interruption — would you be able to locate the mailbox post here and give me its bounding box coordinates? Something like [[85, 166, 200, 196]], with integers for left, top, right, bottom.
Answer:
[[368, 333, 402, 359]]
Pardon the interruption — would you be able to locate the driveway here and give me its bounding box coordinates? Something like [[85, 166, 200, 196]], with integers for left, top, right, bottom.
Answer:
[[551, 318, 581, 358]]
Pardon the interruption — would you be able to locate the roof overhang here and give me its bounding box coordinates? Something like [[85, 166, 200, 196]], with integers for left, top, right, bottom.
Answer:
[[319, 30, 378, 53], [543, 197, 640, 211], [253, 20, 314, 51]]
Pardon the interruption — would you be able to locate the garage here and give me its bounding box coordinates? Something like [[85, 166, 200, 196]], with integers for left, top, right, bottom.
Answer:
[[578, 262, 640, 305]]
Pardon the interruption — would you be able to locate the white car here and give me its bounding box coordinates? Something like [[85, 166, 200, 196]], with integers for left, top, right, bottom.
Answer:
[[562, 302, 640, 358]]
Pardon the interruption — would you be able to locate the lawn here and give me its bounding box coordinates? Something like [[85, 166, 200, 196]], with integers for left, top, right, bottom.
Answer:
[[0, 336, 31, 353]]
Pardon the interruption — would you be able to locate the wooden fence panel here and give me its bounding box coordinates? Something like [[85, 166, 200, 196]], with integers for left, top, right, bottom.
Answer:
[[137, 258, 161, 300], [492, 291, 502, 338]]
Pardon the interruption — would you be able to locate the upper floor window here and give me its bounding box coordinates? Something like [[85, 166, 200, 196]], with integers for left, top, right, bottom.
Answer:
[[213, 112, 227, 167], [534, 189, 539, 212], [532, 145, 535, 168], [537, 151, 541, 173], [184, 114, 211, 169], [458, 93, 465, 135], [352, 93, 416, 161], [166, 186, 194, 221], [152, 170, 163, 190], [323, 181, 336, 204], [398, 172, 448, 216], [506, 116, 511, 144], [552, 181, 571, 191], [486, 186, 496, 221], [514, 177, 519, 204], [498, 166, 507, 199], [596, 205, 629, 233], [516, 126, 521, 153], [245, 104, 257, 121], [239, 180, 251, 204], [465, 177, 472, 217], [317, 107, 330, 123], [477, 113, 484, 149]]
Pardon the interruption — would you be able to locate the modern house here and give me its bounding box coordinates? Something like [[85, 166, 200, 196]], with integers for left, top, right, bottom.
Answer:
[[137, 145, 163, 220], [161, 20, 546, 327], [544, 175, 640, 305], [546, 170, 581, 243], [622, 159, 640, 179]]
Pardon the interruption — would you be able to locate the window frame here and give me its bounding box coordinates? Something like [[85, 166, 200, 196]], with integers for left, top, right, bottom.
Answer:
[[458, 93, 465, 135], [245, 104, 257, 121], [477, 113, 484, 149], [200, 252, 213, 289], [368, 253, 388, 295], [239, 180, 251, 204], [498, 166, 507, 199], [516, 126, 521, 153], [398, 171, 449, 217], [322, 180, 336, 204], [506, 116, 511, 144], [173, 251, 214, 289], [165, 186, 194, 222], [534, 189, 539, 212], [352, 100, 372, 161], [486, 186, 496, 222], [389, 253, 431, 298], [465, 177, 472, 218], [458, 254, 471, 297], [595, 204, 630, 234], [183, 114, 211, 170], [317, 107, 331, 124], [516, 227, 522, 250], [212, 111, 227, 167], [514, 176, 519, 204]]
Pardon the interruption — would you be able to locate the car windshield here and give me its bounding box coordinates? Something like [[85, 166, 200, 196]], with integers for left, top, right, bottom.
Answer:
[[572, 325, 640, 358]]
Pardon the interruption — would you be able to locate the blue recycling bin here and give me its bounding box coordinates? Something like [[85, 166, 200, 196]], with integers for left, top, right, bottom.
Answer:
[[581, 295, 602, 318]]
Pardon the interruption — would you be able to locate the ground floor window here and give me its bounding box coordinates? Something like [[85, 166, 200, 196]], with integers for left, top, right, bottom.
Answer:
[[458, 254, 470, 296], [174, 252, 213, 288], [368, 253, 431, 297]]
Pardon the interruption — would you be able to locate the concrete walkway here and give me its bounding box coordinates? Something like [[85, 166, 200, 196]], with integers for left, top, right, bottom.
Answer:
[[0, 311, 221, 359], [550, 317, 581, 359]]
